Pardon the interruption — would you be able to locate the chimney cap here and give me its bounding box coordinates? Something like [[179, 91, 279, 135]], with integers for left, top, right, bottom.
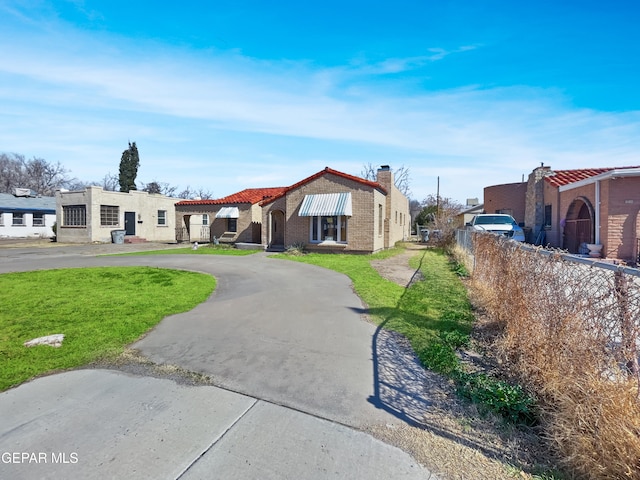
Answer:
[[378, 165, 390, 171]]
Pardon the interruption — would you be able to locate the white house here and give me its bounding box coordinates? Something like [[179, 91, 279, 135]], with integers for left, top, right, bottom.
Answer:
[[0, 189, 56, 239]]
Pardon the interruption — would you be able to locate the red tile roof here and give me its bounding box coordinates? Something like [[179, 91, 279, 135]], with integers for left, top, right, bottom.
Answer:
[[176, 167, 386, 208], [544, 166, 640, 187], [176, 187, 287, 206], [260, 167, 387, 206]]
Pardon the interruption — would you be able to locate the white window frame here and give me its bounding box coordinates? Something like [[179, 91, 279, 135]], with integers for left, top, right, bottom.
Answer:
[[202, 214, 209, 226], [33, 213, 45, 226], [12, 213, 24, 226], [309, 215, 347, 243], [157, 210, 167, 226]]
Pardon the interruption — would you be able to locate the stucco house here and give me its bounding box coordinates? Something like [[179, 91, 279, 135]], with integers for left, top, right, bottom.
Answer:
[[0, 189, 56, 239], [260, 166, 410, 253], [55, 186, 180, 244], [175, 187, 287, 244], [484, 165, 640, 263]]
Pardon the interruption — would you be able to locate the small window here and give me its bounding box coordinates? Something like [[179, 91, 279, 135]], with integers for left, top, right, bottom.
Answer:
[[100, 205, 119, 226], [157, 210, 167, 226], [33, 213, 45, 226], [544, 205, 552, 228], [378, 204, 383, 235], [228, 218, 237, 232], [202, 214, 209, 226], [63, 205, 87, 226], [12, 213, 24, 226]]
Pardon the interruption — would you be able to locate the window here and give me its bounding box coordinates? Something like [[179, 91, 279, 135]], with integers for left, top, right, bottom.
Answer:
[[33, 213, 45, 226], [12, 213, 24, 226], [63, 205, 86, 226], [309, 216, 347, 243], [544, 205, 552, 228], [157, 210, 167, 226], [100, 205, 119, 226], [0, 212, 4, 226], [378, 204, 383, 235], [395, 211, 398, 224], [202, 214, 209, 226], [227, 218, 237, 232]]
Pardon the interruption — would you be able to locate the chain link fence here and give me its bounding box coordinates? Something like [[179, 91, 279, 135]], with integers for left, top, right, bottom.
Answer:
[[460, 231, 640, 478]]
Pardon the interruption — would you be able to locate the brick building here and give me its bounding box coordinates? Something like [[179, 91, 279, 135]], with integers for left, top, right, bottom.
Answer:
[[176, 166, 410, 253], [484, 165, 640, 263], [261, 166, 409, 253]]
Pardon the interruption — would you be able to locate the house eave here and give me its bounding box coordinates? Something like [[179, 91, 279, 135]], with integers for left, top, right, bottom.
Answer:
[[558, 168, 640, 192]]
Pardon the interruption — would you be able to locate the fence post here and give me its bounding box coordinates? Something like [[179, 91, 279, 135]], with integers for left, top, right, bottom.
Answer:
[[615, 269, 640, 396]]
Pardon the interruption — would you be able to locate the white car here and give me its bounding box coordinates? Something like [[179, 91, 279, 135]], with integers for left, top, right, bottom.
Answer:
[[467, 214, 526, 242]]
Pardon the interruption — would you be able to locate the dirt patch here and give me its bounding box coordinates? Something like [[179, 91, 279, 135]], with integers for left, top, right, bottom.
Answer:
[[366, 244, 554, 479], [370, 246, 425, 287]]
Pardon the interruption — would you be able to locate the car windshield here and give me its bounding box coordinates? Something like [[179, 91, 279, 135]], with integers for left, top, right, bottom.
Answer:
[[475, 215, 514, 225]]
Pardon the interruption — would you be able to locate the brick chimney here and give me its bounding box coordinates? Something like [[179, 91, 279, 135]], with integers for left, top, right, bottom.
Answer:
[[376, 165, 394, 191]]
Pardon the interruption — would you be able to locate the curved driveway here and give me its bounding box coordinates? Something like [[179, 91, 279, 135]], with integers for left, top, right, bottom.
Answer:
[[0, 244, 437, 479], [1, 247, 391, 427]]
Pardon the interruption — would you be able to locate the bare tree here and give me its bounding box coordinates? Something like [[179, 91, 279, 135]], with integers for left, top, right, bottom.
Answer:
[[141, 180, 177, 197], [360, 163, 412, 196], [0, 153, 74, 195]]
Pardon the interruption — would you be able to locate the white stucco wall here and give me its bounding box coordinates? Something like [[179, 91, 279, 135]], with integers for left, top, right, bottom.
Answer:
[[0, 212, 56, 238]]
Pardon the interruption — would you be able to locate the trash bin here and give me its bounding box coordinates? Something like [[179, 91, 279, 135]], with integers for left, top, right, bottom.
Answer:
[[420, 229, 430, 243], [111, 230, 126, 244]]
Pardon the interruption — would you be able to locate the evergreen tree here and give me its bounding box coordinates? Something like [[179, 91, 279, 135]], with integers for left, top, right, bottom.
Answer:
[[119, 141, 140, 192]]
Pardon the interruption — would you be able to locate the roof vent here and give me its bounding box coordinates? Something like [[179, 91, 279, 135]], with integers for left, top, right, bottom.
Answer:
[[14, 188, 36, 197]]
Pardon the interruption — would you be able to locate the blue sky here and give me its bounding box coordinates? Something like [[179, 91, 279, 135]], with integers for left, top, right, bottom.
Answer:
[[1, 0, 639, 204]]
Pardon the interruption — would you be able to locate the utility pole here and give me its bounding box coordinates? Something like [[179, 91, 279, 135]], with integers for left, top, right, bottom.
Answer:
[[436, 176, 440, 218]]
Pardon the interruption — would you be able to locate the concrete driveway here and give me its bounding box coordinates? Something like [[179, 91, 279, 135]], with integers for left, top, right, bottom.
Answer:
[[0, 244, 438, 479]]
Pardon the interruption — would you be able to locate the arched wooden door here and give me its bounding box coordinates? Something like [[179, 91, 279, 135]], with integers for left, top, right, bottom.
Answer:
[[564, 198, 594, 253]]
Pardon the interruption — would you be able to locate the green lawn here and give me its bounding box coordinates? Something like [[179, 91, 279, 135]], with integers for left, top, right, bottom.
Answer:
[[0, 267, 216, 391]]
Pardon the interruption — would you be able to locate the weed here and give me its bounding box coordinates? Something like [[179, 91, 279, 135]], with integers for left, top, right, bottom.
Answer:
[[455, 372, 536, 425]]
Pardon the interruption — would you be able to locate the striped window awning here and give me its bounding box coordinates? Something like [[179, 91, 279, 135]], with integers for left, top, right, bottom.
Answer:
[[215, 206, 240, 218], [298, 192, 352, 217]]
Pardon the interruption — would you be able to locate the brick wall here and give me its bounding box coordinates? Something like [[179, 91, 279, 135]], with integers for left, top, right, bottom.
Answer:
[[483, 182, 527, 224], [602, 177, 640, 261], [376, 168, 410, 246]]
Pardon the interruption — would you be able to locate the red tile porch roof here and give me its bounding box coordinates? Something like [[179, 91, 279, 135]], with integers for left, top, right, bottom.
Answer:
[[544, 167, 640, 188], [176, 187, 287, 206]]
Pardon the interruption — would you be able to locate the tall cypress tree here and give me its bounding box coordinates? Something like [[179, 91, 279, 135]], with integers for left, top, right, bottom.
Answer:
[[118, 141, 140, 192]]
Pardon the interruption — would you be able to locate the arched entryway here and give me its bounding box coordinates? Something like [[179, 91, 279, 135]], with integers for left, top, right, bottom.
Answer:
[[269, 210, 285, 249], [564, 197, 594, 253]]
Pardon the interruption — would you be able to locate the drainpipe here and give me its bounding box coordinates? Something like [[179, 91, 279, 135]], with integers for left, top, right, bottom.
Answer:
[[595, 180, 601, 245]]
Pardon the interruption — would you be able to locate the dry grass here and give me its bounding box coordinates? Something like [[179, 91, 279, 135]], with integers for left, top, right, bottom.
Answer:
[[469, 234, 640, 479]]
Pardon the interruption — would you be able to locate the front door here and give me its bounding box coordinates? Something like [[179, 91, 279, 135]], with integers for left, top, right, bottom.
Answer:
[[271, 210, 285, 247], [124, 211, 136, 236]]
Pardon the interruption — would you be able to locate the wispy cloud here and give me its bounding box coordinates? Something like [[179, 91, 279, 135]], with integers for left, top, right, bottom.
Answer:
[[0, 9, 638, 202]]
